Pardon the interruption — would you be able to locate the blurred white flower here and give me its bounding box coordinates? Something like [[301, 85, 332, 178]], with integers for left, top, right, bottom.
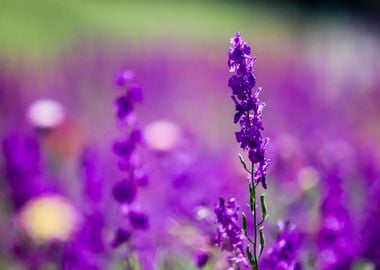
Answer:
[[144, 120, 181, 151], [27, 99, 65, 129]]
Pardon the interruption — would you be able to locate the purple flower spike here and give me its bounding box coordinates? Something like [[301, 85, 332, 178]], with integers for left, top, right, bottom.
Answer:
[[2, 134, 50, 210], [114, 69, 143, 121], [223, 33, 272, 270], [115, 70, 143, 121], [110, 69, 150, 263], [112, 179, 137, 204], [228, 32, 270, 188], [214, 198, 247, 268], [128, 210, 149, 230], [80, 147, 103, 203], [260, 221, 303, 270]]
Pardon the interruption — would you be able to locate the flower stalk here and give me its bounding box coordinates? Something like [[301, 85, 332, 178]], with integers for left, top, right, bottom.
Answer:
[[228, 32, 270, 270]]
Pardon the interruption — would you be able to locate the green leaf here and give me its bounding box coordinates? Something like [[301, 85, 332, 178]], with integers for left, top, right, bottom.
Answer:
[[238, 153, 249, 172], [242, 212, 247, 233], [246, 246, 255, 267], [260, 193, 268, 219], [259, 227, 265, 257], [250, 194, 254, 211]]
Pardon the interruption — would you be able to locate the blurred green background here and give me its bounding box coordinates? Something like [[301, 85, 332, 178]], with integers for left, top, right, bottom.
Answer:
[[1, 0, 378, 58]]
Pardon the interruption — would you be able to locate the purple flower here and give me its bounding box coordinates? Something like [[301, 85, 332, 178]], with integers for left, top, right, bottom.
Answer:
[[11, 240, 48, 269], [113, 138, 136, 161], [214, 198, 247, 268], [62, 241, 100, 270], [76, 212, 105, 253], [360, 154, 380, 267], [228, 32, 270, 188], [112, 179, 137, 204], [193, 250, 210, 268], [113, 129, 141, 159], [115, 69, 134, 88], [2, 134, 50, 210], [316, 168, 354, 270], [61, 211, 105, 269], [228, 33, 254, 75], [114, 70, 143, 121], [260, 221, 303, 270], [132, 167, 149, 187], [80, 147, 103, 203], [111, 228, 131, 248], [128, 210, 149, 230], [115, 95, 134, 121], [111, 69, 149, 258], [127, 84, 143, 102]]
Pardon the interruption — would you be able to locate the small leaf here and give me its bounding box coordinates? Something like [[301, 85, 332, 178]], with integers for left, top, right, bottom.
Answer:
[[259, 227, 265, 257], [250, 194, 255, 211], [238, 153, 249, 172], [260, 193, 268, 219], [242, 212, 247, 233], [246, 246, 255, 267]]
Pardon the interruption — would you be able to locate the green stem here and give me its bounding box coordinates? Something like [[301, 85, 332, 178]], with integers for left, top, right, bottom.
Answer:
[[251, 162, 259, 270]]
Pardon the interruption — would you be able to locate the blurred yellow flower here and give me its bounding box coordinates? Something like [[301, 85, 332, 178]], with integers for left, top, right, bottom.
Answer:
[[20, 195, 79, 243]]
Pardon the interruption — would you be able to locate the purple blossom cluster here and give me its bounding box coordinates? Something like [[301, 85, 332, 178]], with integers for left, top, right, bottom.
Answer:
[[63, 147, 107, 270], [315, 168, 354, 269], [2, 135, 51, 210], [111, 70, 149, 250], [228, 32, 270, 188], [214, 198, 247, 268], [260, 222, 303, 270], [220, 33, 274, 270]]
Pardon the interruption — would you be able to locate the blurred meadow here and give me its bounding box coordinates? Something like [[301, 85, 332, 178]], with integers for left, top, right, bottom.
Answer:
[[1, 0, 380, 269]]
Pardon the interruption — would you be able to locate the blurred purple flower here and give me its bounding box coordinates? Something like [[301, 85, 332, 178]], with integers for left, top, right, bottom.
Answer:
[[2, 134, 49, 210], [115, 95, 134, 121], [112, 179, 137, 204], [115, 69, 134, 88], [214, 198, 247, 268], [114, 70, 143, 121], [11, 241, 48, 270], [193, 250, 210, 268], [132, 167, 149, 187], [62, 241, 100, 270], [110, 69, 150, 269], [80, 147, 103, 204], [111, 228, 131, 249], [260, 221, 303, 270], [113, 138, 136, 161], [127, 85, 143, 102], [113, 129, 142, 169], [128, 210, 149, 230], [76, 212, 105, 253], [316, 168, 355, 269]]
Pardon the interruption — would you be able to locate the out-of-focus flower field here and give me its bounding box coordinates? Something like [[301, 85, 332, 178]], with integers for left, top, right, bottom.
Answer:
[[1, 1, 380, 269]]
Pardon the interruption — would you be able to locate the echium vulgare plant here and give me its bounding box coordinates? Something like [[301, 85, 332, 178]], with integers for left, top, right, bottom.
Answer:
[[223, 32, 271, 270]]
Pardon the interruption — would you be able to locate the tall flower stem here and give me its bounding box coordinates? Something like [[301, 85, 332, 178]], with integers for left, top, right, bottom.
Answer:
[[251, 162, 259, 270], [228, 32, 270, 270]]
